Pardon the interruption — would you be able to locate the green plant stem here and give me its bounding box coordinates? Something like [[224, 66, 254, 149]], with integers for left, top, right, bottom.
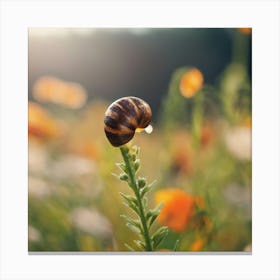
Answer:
[[191, 90, 203, 149], [120, 146, 153, 251]]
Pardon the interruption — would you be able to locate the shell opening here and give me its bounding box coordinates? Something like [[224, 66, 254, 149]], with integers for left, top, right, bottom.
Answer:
[[144, 124, 153, 134], [135, 124, 153, 134]]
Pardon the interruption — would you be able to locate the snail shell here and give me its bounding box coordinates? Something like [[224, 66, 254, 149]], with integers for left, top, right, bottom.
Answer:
[[104, 96, 152, 147]]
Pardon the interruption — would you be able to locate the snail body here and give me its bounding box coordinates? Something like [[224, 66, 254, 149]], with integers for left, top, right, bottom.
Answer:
[[104, 96, 152, 147]]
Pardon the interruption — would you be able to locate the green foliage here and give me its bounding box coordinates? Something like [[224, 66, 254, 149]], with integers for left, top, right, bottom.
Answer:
[[160, 67, 191, 132], [191, 91, 204, 149], [219, 63, 251, 124], [118, 145, 168, 251]]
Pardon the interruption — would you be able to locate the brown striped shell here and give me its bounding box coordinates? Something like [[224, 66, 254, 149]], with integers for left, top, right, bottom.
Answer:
[[104, 96, 152, 147]]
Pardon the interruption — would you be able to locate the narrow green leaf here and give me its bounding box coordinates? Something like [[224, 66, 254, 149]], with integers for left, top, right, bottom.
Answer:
[[146, 210, 153, 221], [140, 184, 151, 199], [116, 162, 127, 173], [148, 180, 157, 188], [148, 214, 158, 228], [151, 202, 164, 216], [133, 240, 146, 250], [154, 202, 164, 212], [119, 192, 138, 206], [142, 197, 148, 209], [120, 214, 128, 220], [126, 217, 142, 232], [126, 222, 141, 234], [153, 231, 168, 248], [111, 172, 120, 179], [120, 214, 129, 221], [173, 240, 179, 251], [152, 226, 168, 249], [129, 204, 141, 216], [152, 226, 168, 241], [122, 201, 140, 216], [134, 159, 140, 172], [131, 145, 140, 155], [124, 243, 135, 251], [147, 203, 163, 228]]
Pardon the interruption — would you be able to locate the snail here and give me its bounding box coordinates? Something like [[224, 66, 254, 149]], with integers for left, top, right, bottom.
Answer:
[[104, 96, 152, 147]]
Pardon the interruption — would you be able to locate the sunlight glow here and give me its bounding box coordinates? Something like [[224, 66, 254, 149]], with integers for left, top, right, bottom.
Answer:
[[29, 28, 95, 37]]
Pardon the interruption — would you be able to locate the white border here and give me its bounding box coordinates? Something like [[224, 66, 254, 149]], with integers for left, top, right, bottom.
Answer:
[[1, 1, 279, 279]]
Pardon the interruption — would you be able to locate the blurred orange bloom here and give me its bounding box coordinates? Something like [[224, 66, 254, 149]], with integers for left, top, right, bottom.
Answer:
[[190, 238, 205, 251], [62, 82, 87, 109], [242, 116, 252, 128], [194, 196, 206, 209], [239, 28, 251, 35], [171, 130, 193, 176], [69, 141, 99, 160], [172, 150, 192, 175], [193, 196, 213, 232], [28, 102, 58, 140], [33, 76, 87, 109], [200, 124, 213, 147], [155, 188, 195, 232], [179, 68, 204, 98]]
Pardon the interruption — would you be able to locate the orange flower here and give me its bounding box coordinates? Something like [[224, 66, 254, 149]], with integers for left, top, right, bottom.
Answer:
[[69, 141, 99, 160], [28, 102, 58, 140], [171, 130, 193, 176], [179, 68, 204, 98], [190, 238, 205, 251], [242, 116, 252, 128], [62, 82, 87, 109], [194, 196, 205, 209], [239, 28, 251, 35], [33, 76, 87, 109], [192, 196, 213, 231], [172, 150, 192, 175], [155, 188, 195, 232], [200, 124, 213, 147]]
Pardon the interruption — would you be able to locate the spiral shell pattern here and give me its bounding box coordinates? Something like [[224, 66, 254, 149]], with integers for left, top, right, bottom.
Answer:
[[104, 96, 152, 147]]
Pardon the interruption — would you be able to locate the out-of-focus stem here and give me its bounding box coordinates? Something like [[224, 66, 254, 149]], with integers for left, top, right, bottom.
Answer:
[[191, 90, 203, 149]]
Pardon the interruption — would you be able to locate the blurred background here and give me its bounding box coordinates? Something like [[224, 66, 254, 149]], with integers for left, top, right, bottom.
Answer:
[[28, 28, 252, 252]]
